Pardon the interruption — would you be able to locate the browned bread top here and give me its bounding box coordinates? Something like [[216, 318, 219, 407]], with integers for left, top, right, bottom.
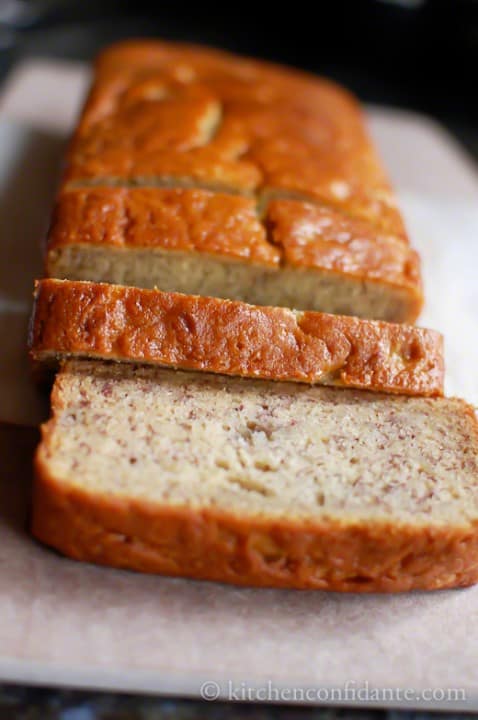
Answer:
[[30, 279, 443, 396], [44, 40, 423, 321], [66, 40, 405, 238], [47, 187, 279, 266]]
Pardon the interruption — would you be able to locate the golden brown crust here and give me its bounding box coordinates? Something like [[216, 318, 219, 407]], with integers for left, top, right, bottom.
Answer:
[[66, 40, 405, 238], [46, 187, 279, 266], [45, 189, 422, 314], [32, 446, 478, 593], [267, 199, 422, 296], [30, 279, 444, 396]]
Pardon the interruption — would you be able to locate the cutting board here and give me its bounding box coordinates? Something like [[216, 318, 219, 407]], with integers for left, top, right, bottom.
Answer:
[[0, 59, 478, 711]]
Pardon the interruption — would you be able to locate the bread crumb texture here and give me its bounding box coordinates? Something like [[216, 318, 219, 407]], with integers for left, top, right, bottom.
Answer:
[[33, 361, 478, 592]]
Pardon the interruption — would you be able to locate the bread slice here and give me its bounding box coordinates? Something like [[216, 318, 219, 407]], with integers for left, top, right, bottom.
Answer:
[[46, 188, 422, 323], [43, 40, 423, 322], [33, 360, 478, 592], [30, 279, 443, 396]]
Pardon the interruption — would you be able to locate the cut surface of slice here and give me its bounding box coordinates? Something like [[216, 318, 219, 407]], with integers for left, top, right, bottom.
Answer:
[[33, 360, 478, 592]]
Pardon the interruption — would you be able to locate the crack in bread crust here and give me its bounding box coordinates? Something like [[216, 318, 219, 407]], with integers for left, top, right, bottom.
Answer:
[[45, 186, 423, 320], [64, 174, 253, 196]]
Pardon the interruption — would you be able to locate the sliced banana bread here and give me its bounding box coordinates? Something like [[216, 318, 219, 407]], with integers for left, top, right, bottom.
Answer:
[[30, 279, 443, 396], [33, 360, 478, 592]]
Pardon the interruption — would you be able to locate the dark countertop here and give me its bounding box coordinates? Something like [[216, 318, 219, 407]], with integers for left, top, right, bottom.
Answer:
[[1, 0, 477, 161], [0, 685, 475, 720]]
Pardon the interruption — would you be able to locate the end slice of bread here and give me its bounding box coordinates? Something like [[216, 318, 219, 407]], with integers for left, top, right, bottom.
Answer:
[[30, 279, 444, 396], [33, 360, 478, 592]]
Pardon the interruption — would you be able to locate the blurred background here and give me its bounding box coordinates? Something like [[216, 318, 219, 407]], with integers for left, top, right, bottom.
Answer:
[[0, 0, 477, 157]]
